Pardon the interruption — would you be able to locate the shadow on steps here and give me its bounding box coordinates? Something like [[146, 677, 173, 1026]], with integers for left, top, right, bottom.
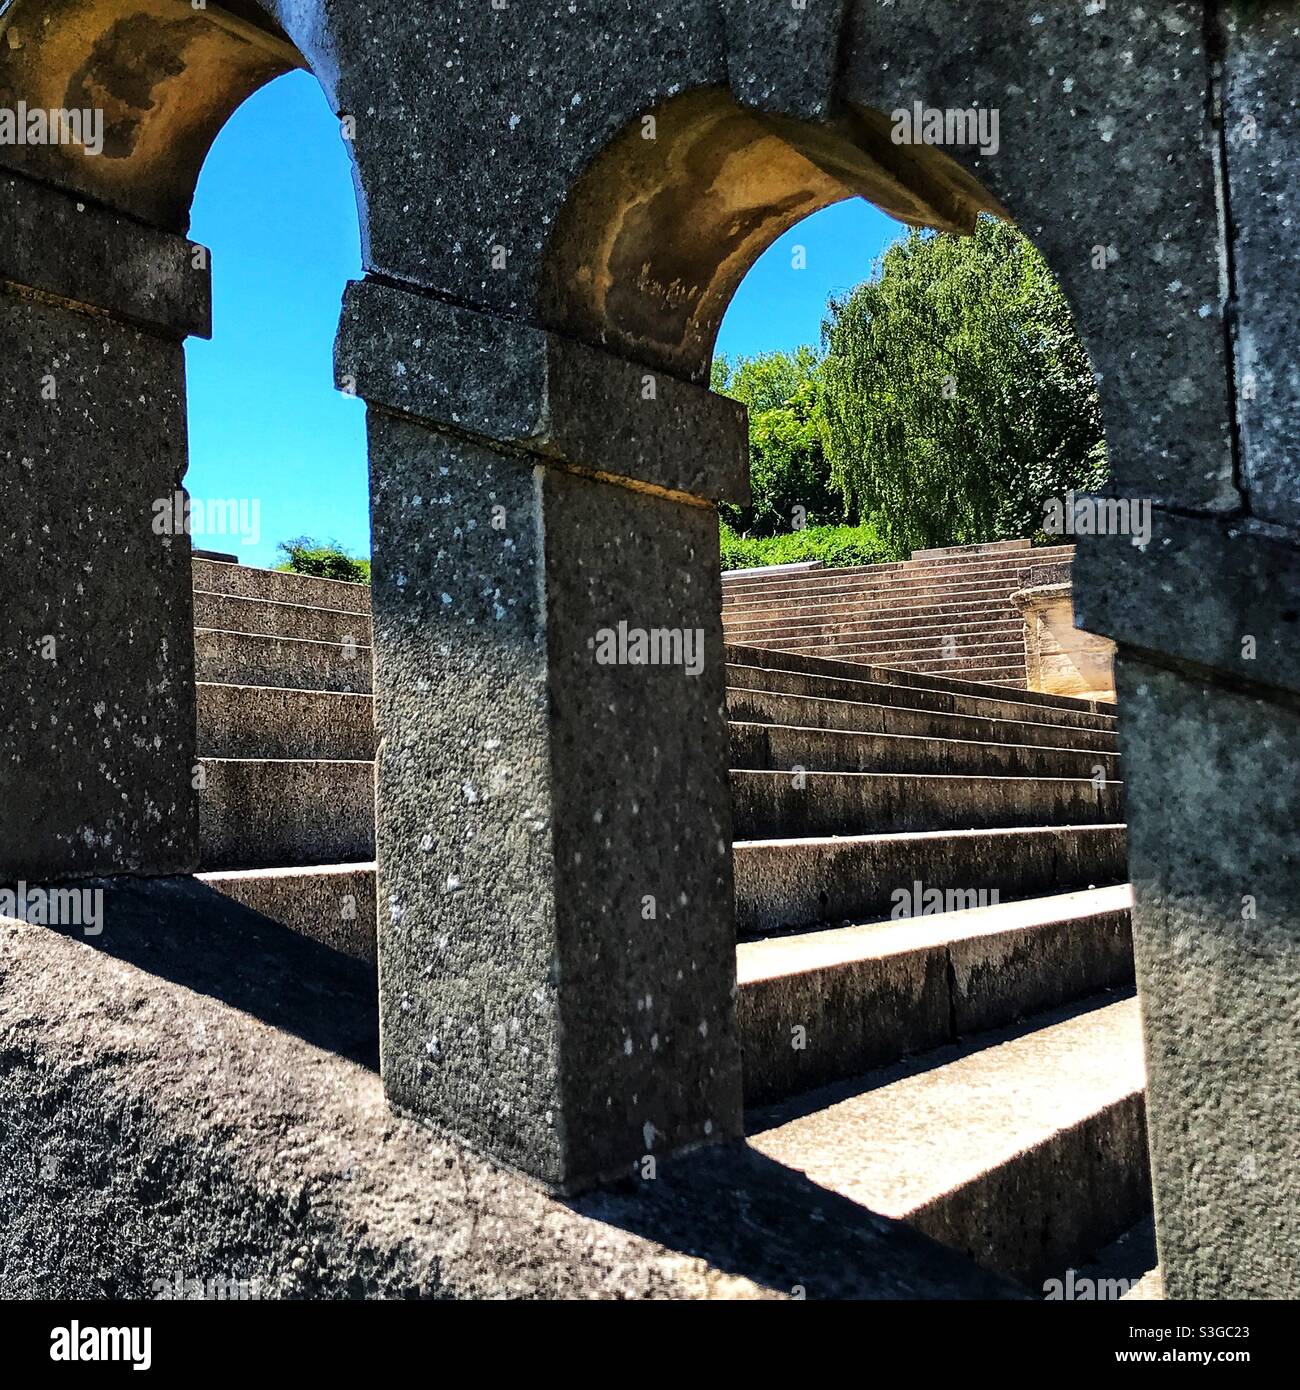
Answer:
[[3, 877, 1026, 1298], [572, 1142, 1028, 1300], [20, 874, 379, 1071]]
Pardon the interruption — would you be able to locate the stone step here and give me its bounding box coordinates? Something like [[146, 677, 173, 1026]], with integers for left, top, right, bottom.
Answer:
[[803, 658, 1030, 686], [196, 683, 376, 760], [197, 862, 378, 961], [747, 993, 1149, 1289], [720, 555, 1075, 607], [727, 643, 1110, 717], [790, 635, 1025, 660], [730, 721, 1119, 781], [730, 768, 1121, 839], [193, 557, 371, 615], [197, 758, 375, 869], [728, 564, 1034, 597], [732, 617, 1023, 651], [724, 574, 1026, 615], [724, 560, 825, 579], [3, 882, 1030, 1301], [197, 676, 1112, 769], [869, 651, 1027, 678], [725, 624, 1024, 657], [725, 605, 1024, 639], [911, 539, 1034, 560], [726, 624, 1024, 656], [193, 589, 373, 646], [725, 661, 1113, 731], [721, 545, 1075, 598], [196, 680, 1114, 770], [835, 658, 1030, 689], [722, 567, 1029, 602], [194, 628, 373, 694], [725, 686, 1119, 753], [768, 635, 1026, 664], [739, 884, 1135, 1105], [816, 652, 1030, 685], [724, 562, 910, 590], [200, 756, 1118, 861], [733, 823, 1128, 936]]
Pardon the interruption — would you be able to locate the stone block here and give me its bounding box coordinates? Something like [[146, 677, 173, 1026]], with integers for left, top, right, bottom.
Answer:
[[1223, 5, 1300, 529], [1115, 654, 1300, 1298], [1013, 582, 1117, 702], [0, 169, 210, 337], [0, 878, 1022, 1299], [721, 0, 850, 121], [1073, 509, 1300, 698], [336, 278, 749, 505]]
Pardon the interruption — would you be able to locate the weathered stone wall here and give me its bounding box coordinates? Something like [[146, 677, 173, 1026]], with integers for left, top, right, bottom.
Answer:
[[1067, 4, 1300, 1300]]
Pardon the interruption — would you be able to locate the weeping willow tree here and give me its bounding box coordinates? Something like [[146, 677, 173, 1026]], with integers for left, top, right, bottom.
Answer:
[[819, 216, 1108, 556]]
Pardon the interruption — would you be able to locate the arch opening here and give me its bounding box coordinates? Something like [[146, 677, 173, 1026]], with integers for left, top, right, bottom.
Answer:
[[538, 86, 1005, 384], [1, 1, 379, 945], [180, 67, 374, 954]]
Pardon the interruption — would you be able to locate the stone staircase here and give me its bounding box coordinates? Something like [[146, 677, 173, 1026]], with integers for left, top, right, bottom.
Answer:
[[189, 554, 1151, 1294], [721, 538, 1079, 686], [192, 556, 377, 959]]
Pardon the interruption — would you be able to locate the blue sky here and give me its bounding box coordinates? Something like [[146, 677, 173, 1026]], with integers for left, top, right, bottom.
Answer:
[[184, 73, 904, 567], [713, 199, 906, 363]]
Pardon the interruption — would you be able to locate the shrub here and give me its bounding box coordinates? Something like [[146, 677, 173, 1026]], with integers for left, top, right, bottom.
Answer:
[[275, 536, 371, 584], [719, 521, 897, 572]]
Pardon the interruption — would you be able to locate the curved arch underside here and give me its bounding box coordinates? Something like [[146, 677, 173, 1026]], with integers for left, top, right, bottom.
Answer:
[[0, 0, 303, 230], [539, 87, 1006, 384]]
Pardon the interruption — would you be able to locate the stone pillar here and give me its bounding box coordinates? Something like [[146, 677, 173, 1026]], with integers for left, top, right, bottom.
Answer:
[[1073, 7, 1300, 1299], [0, 170, 210, 881], [1075, 514, 1300, 1299], [337, 279, 748, 1192]]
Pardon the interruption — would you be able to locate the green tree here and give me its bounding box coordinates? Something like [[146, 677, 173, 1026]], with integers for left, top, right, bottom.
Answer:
[[820, 216, 1107, 556], [711, 347, 844, 538]]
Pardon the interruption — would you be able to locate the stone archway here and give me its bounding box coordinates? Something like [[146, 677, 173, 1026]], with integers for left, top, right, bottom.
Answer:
[[3, 0, 1295, 1298], [503, 7, 1296, 1297]]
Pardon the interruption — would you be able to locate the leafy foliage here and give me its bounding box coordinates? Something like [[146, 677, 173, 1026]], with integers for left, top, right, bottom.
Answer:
[[719, 521, 894, 572], [276, 536, 371, 583], [711, 347, 844, 538], [819, 216, 1108, 556]]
